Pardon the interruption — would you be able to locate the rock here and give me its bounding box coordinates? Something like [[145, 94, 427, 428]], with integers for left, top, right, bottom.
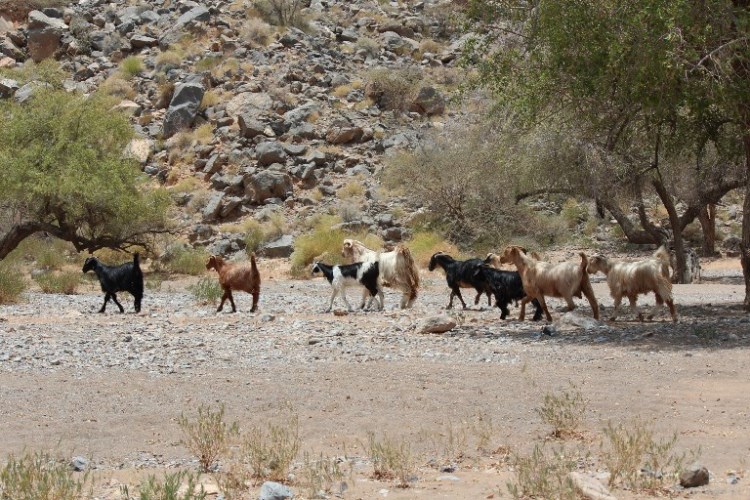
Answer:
[[28, 28, 62, 62], [568, 472, 617, 500], [378, 22, 414, 38], [28, 10, 68, 30], [261, 235, 294, 258], [202, 192, 224, 221], [238, 115, 268, 139], [245, 170, 293, 204], [325, 120, 363, 144], [0, 78, 19, 98], [14, 81, 51, 103], [0, 16, 13, 35], [220, 196, 242, 218], [411, 86, 445, 115], [556, 312, 602, 330], [176, 6, 210, 27], [680, 464, 710, 488], [256, 141, 287, 166], [163, 81, 205, 138], [71, 456, 89, 472], [0, 37, 24, 60], [416, 315, 457, 334], [130, 34, 158, 49], [226, 92, 273, 118], [123, 138, 153, 164], [259, 481, 294, 500]]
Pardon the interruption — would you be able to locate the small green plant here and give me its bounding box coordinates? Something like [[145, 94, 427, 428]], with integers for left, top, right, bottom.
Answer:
[[0, 450, 89, 500], [166, 247, 209, 276], [120, 56, 143, 78], [243, 221, 267, 254], [365, 67, 422, 111], [188, 277, 223, 305], [561, 198, 588, 229], [536, 384, 587, 439], [178, 404, 239, 473], [34, 271, 81, 294], [195, 56, 222, 72], [245, 414, 301, 482], [120, 470, 207, 500], [300, 452, 346, 499], [507, 443, 579, 499], [366, 432, 414, 488], [0, 263, 26, 303], [601, 419, 689, 492], [407, 231, 461, 268]]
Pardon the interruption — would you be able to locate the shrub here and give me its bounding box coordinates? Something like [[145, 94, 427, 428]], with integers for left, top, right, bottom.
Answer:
[[560, 198, 588, 229], [240, 17, 273, 46], [601, 419, 689, 492], [166, 247, 209, 276], [254, 0, 310, 30], [100, 74, 137, 99], [506, 443, 579, 499], [290, 224, 346, 277], [365, 67, 422, 112], [199, 90, 220, 111], [299, 452, 346, 499], [338, 202, 362, 223], [0, 451, 89, 500], [0, 263, 26, 303], [244, 221, 267, 254], [195, 56, 222, 73], [156, 50, 183, 71], [120, 470, 207, 500], [34, 271, 81, 294], [120, 56, 143, 78], [338, 181, 365, 199], [188, 277, 223, 305], [245, 414, 300, 482], [407, 231, 461, 268], [355, 37, 380, 57], [536, 384, 587, 439], [178, 404, 239, 473], [366, 432, 414, 488]]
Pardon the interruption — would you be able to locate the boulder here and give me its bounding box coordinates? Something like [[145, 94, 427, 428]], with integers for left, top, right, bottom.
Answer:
[[28, 28, 62, 62], [555, 312, 603, 331], [123, 138, 153, 164], [238, 115, 268, 139], [416, 315, 457, 334], [0, 38, 24, 60], [28, 10, 68, 30], [261, 235, 294, 258], [325, 120, 363, 144], [202, 192, 224, 221], [163, 81, 205, 138], [0, 78, 19, 98], [226, 91, 273, 118], [0, 17, 13, 35], [244, 170, 293, 204], [259, 481, 294, 500], [256, 141, 287, 166], [680, 464, 710, 488], [568, 472, 617, 500], [176, 6, 210, 27], [411, 86, 445, 115], [130, 34, 158, 49]]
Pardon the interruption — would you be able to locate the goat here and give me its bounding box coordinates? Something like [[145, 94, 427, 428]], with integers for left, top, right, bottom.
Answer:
[[341, 239, 419, 308], [491, 246, 599, 321], [472, 265, 543, 320], [587, 246, 677, 322], [206, 253, 261, 313], [82, 253, 143, 313], [428, 252, 492, 309], [311, 261, 384, 312]]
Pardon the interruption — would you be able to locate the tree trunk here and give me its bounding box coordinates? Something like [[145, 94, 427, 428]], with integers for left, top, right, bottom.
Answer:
[[0, 222, 45, 260], [697, 203, 717, 257], [652, 177, 688, 283], [597, 198, 659, 245]]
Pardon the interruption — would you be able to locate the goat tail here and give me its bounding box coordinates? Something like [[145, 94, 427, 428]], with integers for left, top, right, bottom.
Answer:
[[578, 252, 588, 272], [250, 252, 258, 269], [397, 245, 420, 291], [133, 252, 140, 265], [653, 245, 671, 278]]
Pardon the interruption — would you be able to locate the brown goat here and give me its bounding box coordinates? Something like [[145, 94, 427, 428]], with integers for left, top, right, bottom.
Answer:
[[206, 253, 261, 313], [495, 246, 599, 322]]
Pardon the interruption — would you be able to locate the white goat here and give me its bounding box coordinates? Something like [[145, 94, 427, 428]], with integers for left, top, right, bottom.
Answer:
[[587, 246, 677, 322], [341, 239, 420, 308], [490, 246, 599, 322]]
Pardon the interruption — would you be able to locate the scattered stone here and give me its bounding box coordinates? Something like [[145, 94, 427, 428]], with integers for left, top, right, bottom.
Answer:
[[416, 315, 457, 334], [259, 481, 294, 500], [411, 86, 445, 115], [261, 235, 294, 259], [0, 78, 19, 98], [163, 81, 205, 138], [680, 464, 710, 488], [71, 456, 89, 472], [568, 472, 617, 500]]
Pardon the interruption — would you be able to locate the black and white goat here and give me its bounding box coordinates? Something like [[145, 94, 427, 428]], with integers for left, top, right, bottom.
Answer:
[[473, 265, 543, 320], [428, 252, 492, 309], [311, 261, 384, 312], [82, 253, 143, 313]]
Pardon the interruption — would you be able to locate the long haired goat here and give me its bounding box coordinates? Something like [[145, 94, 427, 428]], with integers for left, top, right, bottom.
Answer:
[[341, 239, 419, 308], [587, 246, 677, 322], [206, 253, 261, 313], [491, 246, 599, 322]]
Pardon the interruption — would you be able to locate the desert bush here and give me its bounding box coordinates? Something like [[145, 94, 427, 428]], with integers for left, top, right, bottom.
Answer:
[[165, 247, 209, 276], [338, 181, 365, 199], [199, 90, 220, 111], [299, 452, 346, 499], [120, 470, 206, 500], [407, 231, 461, 268], [188, 277, 222, 305], [0, 263, 26, 304], [195, 55, 222, 73], [506, 443, 579, 499], [0, 450, 89, 500], [245, 414, 300, 482], [254, 0, 310, 30], [34, 271, 81, 295], [121, 56, 143, 79], [10, 236, 72, 269], [365, 67, 422, 112], [178, 404, 239, 473], [536, 384, 587, 439], [100, 74, 137, 99], [338, 202, 362, 223], [366, 432, 414, 487], [601, 419, 688, 492], [290, 222, 345, 277], [560, 198, 589, 229], [240, 17, 273, 46], [355, 37, 380, 57], [156, 50, 183, 71]]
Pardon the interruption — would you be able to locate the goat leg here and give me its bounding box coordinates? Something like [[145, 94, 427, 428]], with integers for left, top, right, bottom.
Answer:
[[326, 289, 337, 313], [99, 293, 110, 313], [340, 291, 353, 312], [110, 293, 125, 313], [536, 295, 553, 322], [530, 298, 543, 321], [250, 292, 259, 313], [452, 288, 467, 309], [611, 296, 622, 321], [227, 291, 237, 313]]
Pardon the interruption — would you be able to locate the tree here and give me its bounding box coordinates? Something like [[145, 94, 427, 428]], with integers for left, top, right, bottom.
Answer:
[[0, 88, 171, 259], [464, 0, 750, 290]]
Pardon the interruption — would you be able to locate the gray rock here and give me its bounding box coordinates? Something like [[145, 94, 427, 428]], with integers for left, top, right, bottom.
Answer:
[[256, 141, 287, 166], [245, 171, 293, 204], [163, 81, 205, 137], [28, 10, 68, 30], [202, 192, 224, 221], [416, 315, 457, 334], [0, 78, 19, 98], [411, 86, 445, 115], [238, 115, 268, 139], [283, 102, 318, 127], [262, 235, 294, 258], [14, 81, 51, 103], [220, 196, 242, 218], [259, 481, 294, 500], [226, 92, 273, 118], [680, 464, 709, 488], [325, 120, 363, 144], [568, 472, 616, 500], [130, 34, 158, 48], [0, 37, 24, 60], [176, 6, 210, 27], [71, 456, 89, 472], [556, 312, 602, 330]]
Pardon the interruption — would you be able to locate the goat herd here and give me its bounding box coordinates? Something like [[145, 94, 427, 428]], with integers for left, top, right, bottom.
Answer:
[[80, 238, 678, 323]]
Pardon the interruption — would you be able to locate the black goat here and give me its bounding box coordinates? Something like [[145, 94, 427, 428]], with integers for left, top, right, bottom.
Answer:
[[82, 253, 143, 313], [428, 252, 492, 309], [473, 266, 543, 320], [311, 260, 384, 312]]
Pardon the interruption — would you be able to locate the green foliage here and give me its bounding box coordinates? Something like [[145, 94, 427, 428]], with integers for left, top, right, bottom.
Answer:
[[506, 443, 579, 500], [0, 450, 89, 500], [166, 247, 209, 276], [299, 452, 346, 499], [188, 277, 222, 305], [536, 385, 587, 439], [34, 271, 81, 294], [0, 262, 26, 304], [366, 432, 414, 487], [0, 88, 171, 258], [120, 470, 207, 500], [245, 414, 301, 482], [9, 236, 74, 270], [178, 404, 239, 473], [120, 57, 143, 78]]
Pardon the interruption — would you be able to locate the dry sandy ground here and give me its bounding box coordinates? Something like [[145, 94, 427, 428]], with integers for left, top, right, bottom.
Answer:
[[0, 258, 749, 499]]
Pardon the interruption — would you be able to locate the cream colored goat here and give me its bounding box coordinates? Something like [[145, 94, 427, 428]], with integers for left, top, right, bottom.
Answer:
[[490, 246, 599, 322], [341, 239, 419, 308], [587, 246, 677, 322]]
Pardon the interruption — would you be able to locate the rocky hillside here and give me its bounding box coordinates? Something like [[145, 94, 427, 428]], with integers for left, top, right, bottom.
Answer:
[[1, 0, 469, 260]]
